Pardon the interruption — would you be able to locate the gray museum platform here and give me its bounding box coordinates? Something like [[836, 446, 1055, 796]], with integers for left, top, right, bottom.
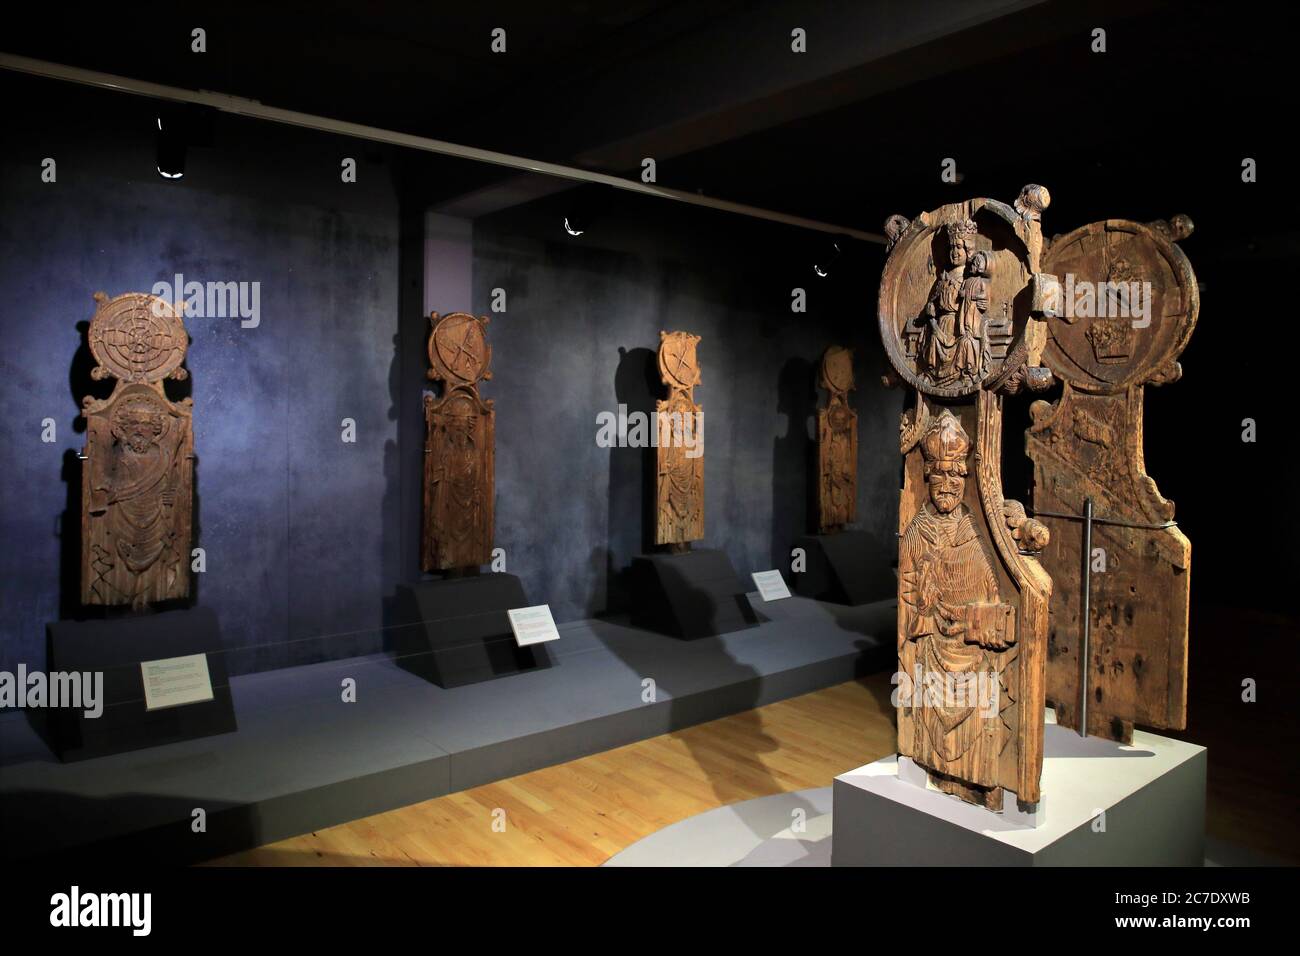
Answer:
[[832, 716, 1207, 866], [0, 593, 893, 864]]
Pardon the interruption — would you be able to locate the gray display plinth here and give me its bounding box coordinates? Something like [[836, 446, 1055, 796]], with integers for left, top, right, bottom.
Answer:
[[833, 717, 1206, 866]]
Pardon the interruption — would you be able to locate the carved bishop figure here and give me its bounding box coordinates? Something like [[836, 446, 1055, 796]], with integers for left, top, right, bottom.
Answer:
[[654, 330, 704, 548], [422, 312, 495, 572], [900, 410, 1016, 800], [882, 186, 1056, 811], [81, 291, 194, 609]]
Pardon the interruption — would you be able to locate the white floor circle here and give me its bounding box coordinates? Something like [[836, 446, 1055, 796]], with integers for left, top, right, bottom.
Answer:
[[602, 787, 833, 867]]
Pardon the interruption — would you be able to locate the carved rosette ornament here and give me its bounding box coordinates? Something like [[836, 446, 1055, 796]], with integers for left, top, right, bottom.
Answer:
[[81, 291, 194, 609], [880, 187, 1056, 811], [816, 345, 857, 533], [655, 330, 704, 547], [1028, 217, 1200, 742], [422, 312, 495, 572]]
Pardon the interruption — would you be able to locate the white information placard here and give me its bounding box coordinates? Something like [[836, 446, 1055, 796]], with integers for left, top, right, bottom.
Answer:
[[507, 604, 562, 647], [140, 653, 215, 711], [751, 569, 792, 602]]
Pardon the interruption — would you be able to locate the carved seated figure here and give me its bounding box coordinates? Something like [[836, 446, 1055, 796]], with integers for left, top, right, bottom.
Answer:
[[919, 219, 986, 386], [899, 409, 1014, 802]]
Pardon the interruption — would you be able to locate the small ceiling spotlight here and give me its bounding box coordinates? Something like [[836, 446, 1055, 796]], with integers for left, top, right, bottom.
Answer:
[[155, 112, 187, 180], [562, 189, 601, 238], [813, 240, 842, 278], [153, 103, 215, 181]]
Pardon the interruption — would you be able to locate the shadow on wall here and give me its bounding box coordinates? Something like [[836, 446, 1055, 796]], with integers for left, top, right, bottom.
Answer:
[[380, 196, 429, 659], [604, 346, 658, 615], [771, 355, 817, 569]]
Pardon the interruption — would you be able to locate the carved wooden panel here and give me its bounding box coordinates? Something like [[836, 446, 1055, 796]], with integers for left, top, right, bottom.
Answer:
[[655, 330, 704, 547], [882, 187, 1056, 810], [422, 312, 495, 572], [879, 185, 1056, 400], [1029, 217, 1199, 742], [81, 291, 193, 608], [816, 345, 857, 533]]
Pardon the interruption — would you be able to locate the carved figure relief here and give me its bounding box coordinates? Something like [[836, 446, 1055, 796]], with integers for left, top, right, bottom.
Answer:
[[81, 291, 194, 608], [816, 345, 857, 533], [1029, 217, 1199, 742], [422, 312, 495, 572], [916, 219, 992, 388], [882, 188, 1059, 402], [900, 410, 1017, 798], [655, 330, 704, 548], [882, 186, 1056, 811]]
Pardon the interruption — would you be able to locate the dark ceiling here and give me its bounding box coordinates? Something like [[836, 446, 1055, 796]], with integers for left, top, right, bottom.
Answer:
[[4, 1, 733, 143], [3, 0, 1293, 246]]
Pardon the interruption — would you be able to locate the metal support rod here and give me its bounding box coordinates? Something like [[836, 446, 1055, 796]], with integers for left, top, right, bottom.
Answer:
[[1077, 497, 1093, 738], [0, 52, 885, 244], [1031, 508, 1174, 531]]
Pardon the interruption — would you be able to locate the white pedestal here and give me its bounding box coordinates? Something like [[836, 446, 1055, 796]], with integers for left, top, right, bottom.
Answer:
[[832, 722, 1206, 866]]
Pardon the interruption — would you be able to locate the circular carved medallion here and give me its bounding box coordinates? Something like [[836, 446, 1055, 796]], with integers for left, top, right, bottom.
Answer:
[[89, 292, 188, 383], [878, 199, 1037, 399], [429, 312, 490, 385], [1041, 219, 1198, 393]]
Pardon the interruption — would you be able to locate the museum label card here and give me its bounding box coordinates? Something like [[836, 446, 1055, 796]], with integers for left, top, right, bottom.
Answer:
[[140, 653, 215, 711], [751, 569, 791, 601], [507, 604, 561, 647]]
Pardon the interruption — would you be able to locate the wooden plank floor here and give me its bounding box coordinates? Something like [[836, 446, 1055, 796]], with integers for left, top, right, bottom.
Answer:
[[210, 673, 899, 866], [211, 657, 1297, 866]]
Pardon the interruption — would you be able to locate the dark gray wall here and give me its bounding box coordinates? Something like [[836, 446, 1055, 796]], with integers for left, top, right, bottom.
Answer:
[[468, 188, 900, 619], [0, 74, 899, 676]]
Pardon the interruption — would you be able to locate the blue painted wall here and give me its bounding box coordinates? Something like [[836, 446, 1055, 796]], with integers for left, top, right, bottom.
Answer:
[[0, 74, 899, 676], [1, 76, 403, 674]]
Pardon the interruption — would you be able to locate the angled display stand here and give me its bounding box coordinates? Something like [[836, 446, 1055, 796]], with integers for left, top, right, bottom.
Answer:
[[629, 549, 759, 639], [792, 531, 895, 606], [391, 574, 551, 688], [44, 607, 236, 762]]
